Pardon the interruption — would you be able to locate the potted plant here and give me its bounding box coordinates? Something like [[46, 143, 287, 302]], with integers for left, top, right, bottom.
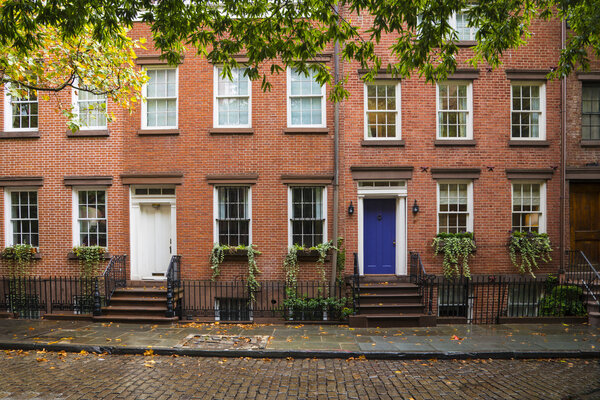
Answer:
[[432, 232, 476, 279], [210, 243, 262, 301], [508, 230, 552, 277], [1, 244, 39, 317]]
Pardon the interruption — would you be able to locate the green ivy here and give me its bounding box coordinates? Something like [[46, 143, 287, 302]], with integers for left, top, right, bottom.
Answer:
[[432, 232, 476, 279], [283, 294, 353, 321], [284, 240, 337, 287], [210, 243, 262, 301], [508, 231, 552, 277], [539, 285, 586, 317], [1, 244, 36, 278], [72, 246, 105, 279], [336, 237, 346, 285]]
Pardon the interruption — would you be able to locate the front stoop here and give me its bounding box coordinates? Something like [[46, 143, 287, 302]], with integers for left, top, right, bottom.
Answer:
[[349, 276, 437, 328]]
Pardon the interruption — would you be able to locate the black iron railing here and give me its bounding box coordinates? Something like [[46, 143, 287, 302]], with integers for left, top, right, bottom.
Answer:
[[96, 255, 127, 315], [166, 255, 181, 318], [352, 252, 360, 315], [565, 250, 600, 308], [409, 252, 435, 315]]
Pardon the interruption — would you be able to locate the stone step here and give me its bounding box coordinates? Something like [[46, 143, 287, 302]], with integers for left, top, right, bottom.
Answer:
[[359, 303, 424, 315], [128, 280, 168, 288], [113, 288, 167, 297], [101, 306, 168, 317], [92, 315, 179, 324], [359, 275, 411, 284], [359, 293, 422, 304], [349, 313, 436, 328]]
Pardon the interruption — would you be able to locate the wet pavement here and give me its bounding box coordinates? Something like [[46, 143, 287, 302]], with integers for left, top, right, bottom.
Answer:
[[0, 319, 599, 359]]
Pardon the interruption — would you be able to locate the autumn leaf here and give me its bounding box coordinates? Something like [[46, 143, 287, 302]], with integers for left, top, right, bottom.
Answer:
[[143, 349, 154, 357]]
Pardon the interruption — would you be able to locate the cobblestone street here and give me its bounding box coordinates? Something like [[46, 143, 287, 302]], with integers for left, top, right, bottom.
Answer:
[[0, 351, 598, 399]]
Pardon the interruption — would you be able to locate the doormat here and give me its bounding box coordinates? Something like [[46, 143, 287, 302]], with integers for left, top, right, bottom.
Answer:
[[177, 334, 270, 350]]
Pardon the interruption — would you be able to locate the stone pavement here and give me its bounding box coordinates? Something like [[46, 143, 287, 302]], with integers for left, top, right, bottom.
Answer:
[[0, 319, 599, 359]]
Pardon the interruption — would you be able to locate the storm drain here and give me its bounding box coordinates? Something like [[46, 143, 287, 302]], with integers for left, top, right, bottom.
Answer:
[[177, 334, 270, 350]]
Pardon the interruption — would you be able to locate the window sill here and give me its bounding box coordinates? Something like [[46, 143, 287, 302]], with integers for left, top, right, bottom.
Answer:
[[581, 140, 600, 148], [209, 128, 254, 135], [137, 129, 180, 136], [456, 40, 477, 48], [68, 252, 112, 260], [508, 140, 549, 147], [296, 249, 331, 261], [283, 127, 329, 135], [66, 129, 110, 137], [361, 139, 405, 147], [0, 131, 40, 139], [434, 139, 477, 147]]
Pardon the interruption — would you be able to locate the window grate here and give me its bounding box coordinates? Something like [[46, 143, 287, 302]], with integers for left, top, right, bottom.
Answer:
[[217, 187, 249, 246], [291, 187, 324, 247]]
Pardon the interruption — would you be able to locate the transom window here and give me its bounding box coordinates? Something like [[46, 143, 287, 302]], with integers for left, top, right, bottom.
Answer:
[[216, 187, 250, 246], [437, 82, 472, 139], [290, 187, 325, 247], [288, 68, 325, 127], [358, 181, 405, 188], [438, 182, 472, 233], [134, 187, 175, 196], [75, 190, 107, 247], [6, 191, 39, 247], [214, 67, 251, 127], [511, 83, 545, 139], [143, 68, 177, 128], [512, 183, 544, 232], [582, 83, 600, 140], [365, 83, 400, 139], [75, 89, 107, 129], [4, 85, 38, 131]]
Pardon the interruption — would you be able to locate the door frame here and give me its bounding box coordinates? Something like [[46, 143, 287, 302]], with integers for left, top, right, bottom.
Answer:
[[357, 182, 407, 276], [129, 186, 177, 280]]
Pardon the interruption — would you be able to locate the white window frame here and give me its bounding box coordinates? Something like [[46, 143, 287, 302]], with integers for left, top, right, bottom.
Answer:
[[363, 82, 401, 140], [436, 81, 473, 140], [510, 81, 546, 140], [72, 86, 108, 130], [213, 66, 252, 128], [449, 11, 478, 41], [72, 187, 108, 248], [141, 66, 179, 130], [4, 188, 39, 248], [511, 181, 546, 233], [436, 180, 474, 233], [3, 84, 38, 132], [212, 185, 253, 245], [287, 186, 327, 248], [286, 67, 326, 128]]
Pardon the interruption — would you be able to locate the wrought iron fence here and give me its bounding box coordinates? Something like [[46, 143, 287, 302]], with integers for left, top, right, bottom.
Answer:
[[103, 255, 127, 305], [409, 252, 435, 315], [565, 250, 600, 308]]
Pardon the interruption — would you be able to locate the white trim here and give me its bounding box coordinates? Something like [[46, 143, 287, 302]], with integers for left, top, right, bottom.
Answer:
[[3, 84, 38, 133], [72, 86, 108, 130], [436, 81, 473, 140], [286, 67, 327, 128], [510, 81, 546, 140], [213, 66, 252, 128], [356, 182, 408, 276], [72, 187, 109, 248], [287, 185, 327, 248], [3, 188, 40, 248], [140, 66, 179, 130], [363, 81, 401, 140], [436, 180, 474, 233], [212, 185, 253, 245], [510, 181, 547, 233]]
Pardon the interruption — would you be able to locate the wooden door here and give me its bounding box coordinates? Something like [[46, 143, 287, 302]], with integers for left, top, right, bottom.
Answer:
[[570, 183, 600, 263]]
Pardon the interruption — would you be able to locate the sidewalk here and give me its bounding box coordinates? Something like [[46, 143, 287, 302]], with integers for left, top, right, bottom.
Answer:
[[0, 319, 599, 359]]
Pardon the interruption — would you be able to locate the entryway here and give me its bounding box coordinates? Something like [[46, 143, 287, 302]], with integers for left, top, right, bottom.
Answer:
[[570, 182, 600, 264]]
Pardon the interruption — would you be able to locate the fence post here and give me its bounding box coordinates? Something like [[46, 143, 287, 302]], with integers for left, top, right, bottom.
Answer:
[[93, 278, 102, 316]]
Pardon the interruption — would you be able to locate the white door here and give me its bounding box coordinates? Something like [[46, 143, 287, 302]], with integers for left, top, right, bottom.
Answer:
[[137, 203, 172, 279]]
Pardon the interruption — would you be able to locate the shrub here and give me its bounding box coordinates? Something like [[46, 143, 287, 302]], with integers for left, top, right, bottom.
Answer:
[[539, 285, 586, 317]]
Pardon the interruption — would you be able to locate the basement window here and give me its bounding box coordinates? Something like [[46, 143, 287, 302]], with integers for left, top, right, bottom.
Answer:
[[215, 298, 252, 321]]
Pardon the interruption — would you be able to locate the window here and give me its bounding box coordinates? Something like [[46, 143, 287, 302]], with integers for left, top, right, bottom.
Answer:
[[438, 281, 471, 318], [4, 85, 38, 131], [74, 88, 107, 129], [4, 190, 39, 247], [512, 183, 545, 232], [74, 190, 107, 247], [450, 11, 478, 41], [287, 68, 325, 127], [215, 187, 250, 246], [437, 82, 472, 139], [511, 83, 545, 139], [142, 67, 178, 129], [582, 83, 600, 140], [289, 187, 326, 247], [507, 283, 542, 317], [215, 298, 252, 321], [134, 187, 176, 196], [214, 67, 251, 127], [364, 83, 400, 139], [437, 182, 472, 233]]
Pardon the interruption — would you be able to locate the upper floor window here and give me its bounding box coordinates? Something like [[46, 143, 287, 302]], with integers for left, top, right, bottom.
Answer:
[[287, 68, 325, 127], [365, 83, 400, 139], [289, 186, 326, 247], [582, 83, 600, 140], [73, 189, 107, 247], [512, 183, 545, 233], [437, 182, 473, 233], [437, 82, 472, 139], [74, 88, 107, 129], [214, 67, 251, 128], [142, 67, 178, 129], [4, 85, 38, 132], [450, 11, 478, 41], [4, 190, 38, 247], [511, 83, 545, 140], [215, 186, 250, 246]]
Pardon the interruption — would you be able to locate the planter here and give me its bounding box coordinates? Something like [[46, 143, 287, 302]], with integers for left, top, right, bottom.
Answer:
[[222, 248, 250, 261], [68, 252, 111, 260], [296, 249, 331, 261], [288, 307, 325, 321]]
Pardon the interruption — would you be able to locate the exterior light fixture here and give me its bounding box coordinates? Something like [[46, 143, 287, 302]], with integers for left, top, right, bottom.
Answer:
[[412, 200, 420, 214], [348, 201, 355, 215]]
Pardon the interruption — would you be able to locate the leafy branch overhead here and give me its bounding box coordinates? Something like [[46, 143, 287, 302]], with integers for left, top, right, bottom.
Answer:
[[0, 0, 596, 105]]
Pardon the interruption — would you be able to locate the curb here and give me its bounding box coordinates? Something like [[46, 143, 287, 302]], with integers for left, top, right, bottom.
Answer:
[[1, 342, 599, 360]]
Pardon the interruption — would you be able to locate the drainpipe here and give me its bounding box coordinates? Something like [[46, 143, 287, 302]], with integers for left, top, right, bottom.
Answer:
[[330, 5, 341, 292], [559, 19, 567, 273]]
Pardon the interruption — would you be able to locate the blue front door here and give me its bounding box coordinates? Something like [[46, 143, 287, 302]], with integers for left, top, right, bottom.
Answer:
[[364, 198, 396, 274]]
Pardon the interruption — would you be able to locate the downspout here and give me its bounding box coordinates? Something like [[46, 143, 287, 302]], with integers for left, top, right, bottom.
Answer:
[[560, 19, 567, 273], [330, 5, 341, 291]]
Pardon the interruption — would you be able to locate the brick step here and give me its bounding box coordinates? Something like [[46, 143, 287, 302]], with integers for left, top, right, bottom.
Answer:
[[92, 315, 179, 324], [358, 303, 424, 314]]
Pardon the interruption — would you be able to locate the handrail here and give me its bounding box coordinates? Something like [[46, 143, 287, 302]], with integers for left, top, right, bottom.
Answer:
[[565, 250, 600, 306], [352, 252, 360, 315], [166, 255, 181, 318], [409, 251, 436, 315], [94, 255, 126, 316]]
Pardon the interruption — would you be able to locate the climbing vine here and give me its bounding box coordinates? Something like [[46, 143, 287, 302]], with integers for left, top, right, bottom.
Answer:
[[72, 246, 105, 278], [432, 232, 476, 279], [1, 244, 36, 278], [508, 230, 552, 277], [210, 243, 262, 300], [284, 240, 337, 287]]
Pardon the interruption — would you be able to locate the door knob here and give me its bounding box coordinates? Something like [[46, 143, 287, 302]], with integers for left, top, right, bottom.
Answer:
[[393, 240, 396, 247]]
